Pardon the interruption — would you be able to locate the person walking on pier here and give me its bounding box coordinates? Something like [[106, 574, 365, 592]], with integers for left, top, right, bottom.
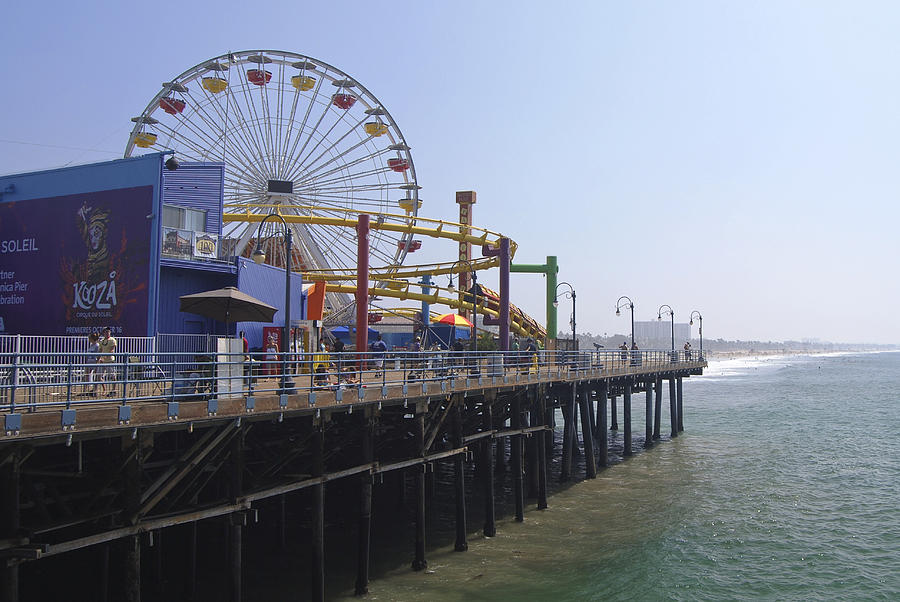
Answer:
[[630, 341, 641, 367], [525, 337, 538, 373], [619, 341, 628, 366], [409, 335, 423, 380], [265, 333, 279, 377], [451, 338, 465, 374], [333, 338, 347, 385], [684, 341, 692, 361], [86, 332, 100, 394], [97, 326, 117, 396], [370, 334, 388, 378]]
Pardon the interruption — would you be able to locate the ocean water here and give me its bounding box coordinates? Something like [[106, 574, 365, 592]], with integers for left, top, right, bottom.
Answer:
[[329, 351, 900, 601]]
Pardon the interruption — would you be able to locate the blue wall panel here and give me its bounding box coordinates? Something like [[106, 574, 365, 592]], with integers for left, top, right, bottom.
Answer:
[[235, 258, 304, 350], [158, 266, 235, 335], [161, 162, 225, 234]]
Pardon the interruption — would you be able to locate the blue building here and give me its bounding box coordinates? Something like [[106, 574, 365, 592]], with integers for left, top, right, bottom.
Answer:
[[0, 152, 305, 350]]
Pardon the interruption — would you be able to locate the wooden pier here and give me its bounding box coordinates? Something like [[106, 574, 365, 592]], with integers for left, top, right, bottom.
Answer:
[[0, 350, 704, 601]]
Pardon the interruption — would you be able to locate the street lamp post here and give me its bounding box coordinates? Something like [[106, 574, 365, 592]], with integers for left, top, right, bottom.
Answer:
[[252, 214, 296, 394], [447, 259, 478, 354], [657, 304, 675, 353], [615, 296, 635, 348], [553, 282, 576, 350], [689, 310, 703, 357]]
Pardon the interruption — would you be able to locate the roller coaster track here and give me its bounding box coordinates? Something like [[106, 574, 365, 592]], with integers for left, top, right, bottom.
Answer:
[[222, 204, 547, 339]]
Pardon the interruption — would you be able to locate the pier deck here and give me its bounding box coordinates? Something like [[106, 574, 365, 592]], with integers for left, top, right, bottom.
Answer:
[[0, 349, 704, 602]]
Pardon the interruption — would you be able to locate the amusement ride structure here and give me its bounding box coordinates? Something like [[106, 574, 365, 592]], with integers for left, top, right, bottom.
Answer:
[[126, 50, 548, 343]]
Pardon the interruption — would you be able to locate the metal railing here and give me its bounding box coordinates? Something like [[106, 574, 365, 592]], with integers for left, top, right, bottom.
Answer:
[[1, 348, 704, 415]]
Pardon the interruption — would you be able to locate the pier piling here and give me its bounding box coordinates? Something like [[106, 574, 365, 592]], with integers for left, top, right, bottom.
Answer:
[[653, 377, 663, 440], [560, 386, 575, 480], [481, 400, 496, 537], [597, 383, 609, 468], [579, 387, 596, 478], [623, 381, 633, 456], [452, 397, 468, 551], [512, 395, 525, 521], [644, 380, 653, 448], [610, 393, 618, 430], [536, 394, 549, 510], [412, 410, 427, 571], [229, 430, 244, 602], [355, 412, 375, 594], [311, 422, 325, 601], [0, 452, 19, 602], [676, 377, 684, 432], [669, 377, 678, 438]]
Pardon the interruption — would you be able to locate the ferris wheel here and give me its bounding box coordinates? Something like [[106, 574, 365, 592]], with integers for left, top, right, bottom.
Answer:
[[125, 50, 421, 312]]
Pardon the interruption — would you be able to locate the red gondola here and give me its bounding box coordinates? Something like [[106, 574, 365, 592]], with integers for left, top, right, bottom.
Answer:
[[247, 69, 272, 86], [387, 158, 409, 172], [159, 97, 186, 115], [397, 239, 422, 252], [332, 93, 357, 109]]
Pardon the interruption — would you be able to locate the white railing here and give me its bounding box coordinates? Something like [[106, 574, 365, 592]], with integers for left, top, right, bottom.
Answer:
[[1, 348, 705, 415]]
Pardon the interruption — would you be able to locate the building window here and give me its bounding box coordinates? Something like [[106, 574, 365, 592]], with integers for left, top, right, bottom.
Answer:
[[162, 204, 206, 232]]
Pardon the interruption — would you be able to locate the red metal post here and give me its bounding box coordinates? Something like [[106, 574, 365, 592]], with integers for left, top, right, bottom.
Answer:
[[356, 215, 370, 362]]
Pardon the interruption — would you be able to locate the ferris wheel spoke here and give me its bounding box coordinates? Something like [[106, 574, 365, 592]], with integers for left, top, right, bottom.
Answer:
[[308, 196, 390, 210], [195, 89, 272, 178], [277, 82, 306, 177], [213, 110, 267, 177], [281, 75, 326, 175], [282, 101, 332, 183], [235, 63, 272, 167], [287, 111, 359, 182], [168, 106, 239, 162], [272, 62, 292, 178], [258, 67, 277, 174], [182, 90, 229, 150], [305, 167, 394, 193], [185, 84, 263, 171], [292, 223, 332, 271], [231, 65, 271, 171], [153, 121, 225, 163], [299, 140, 389, 183], [221, 141, 271, 185], [296, 114, 370, 180], [302, 195, 392, 214], [302, 156, 390, 192]]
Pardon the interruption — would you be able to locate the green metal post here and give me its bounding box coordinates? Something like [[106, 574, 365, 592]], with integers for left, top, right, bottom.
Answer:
[[510, 255, 558, 342]]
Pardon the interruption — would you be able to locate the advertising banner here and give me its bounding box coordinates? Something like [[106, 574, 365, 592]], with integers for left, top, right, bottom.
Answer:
[[0, 186, 153, 336]]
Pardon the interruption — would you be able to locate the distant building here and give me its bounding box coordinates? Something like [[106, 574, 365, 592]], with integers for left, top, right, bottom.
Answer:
[[634, 321, 691, 348]]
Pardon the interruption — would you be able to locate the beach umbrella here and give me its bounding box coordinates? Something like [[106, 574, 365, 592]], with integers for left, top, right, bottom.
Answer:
[[433, 313, 474, 328], [179, 286, 277, 330]]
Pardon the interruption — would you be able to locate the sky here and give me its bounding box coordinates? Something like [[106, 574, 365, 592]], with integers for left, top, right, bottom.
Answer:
[[2, 1, 899, 344]]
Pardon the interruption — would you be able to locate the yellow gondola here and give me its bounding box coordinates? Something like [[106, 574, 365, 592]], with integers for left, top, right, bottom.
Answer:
[[202, 77, 228, 94], [397, 198, 422, 212], [291, 75, 316, 91], [134, 132, 158, 148], [364, 122, 388, 137]]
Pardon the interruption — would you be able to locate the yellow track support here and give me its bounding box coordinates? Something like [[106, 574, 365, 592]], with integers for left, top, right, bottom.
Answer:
[[223, 204, 545, 339], [326, 283, 546, 339]]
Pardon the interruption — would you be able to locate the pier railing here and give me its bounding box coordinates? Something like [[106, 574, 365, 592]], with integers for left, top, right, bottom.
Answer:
[[1, 348, 704, 417]]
